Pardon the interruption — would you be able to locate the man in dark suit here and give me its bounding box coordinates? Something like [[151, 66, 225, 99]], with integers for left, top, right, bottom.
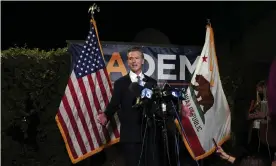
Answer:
[[97, 47, 158, 166]]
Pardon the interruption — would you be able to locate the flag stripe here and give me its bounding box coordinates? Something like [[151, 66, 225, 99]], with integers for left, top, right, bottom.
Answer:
[[88, 73, 110, 142], [78, 73, 101, 149], [57, 111, 78, 158], [86, 74, 108, 145], [59, 102, 83, 156], [96, 71, 108, 106], [95, 71, 111, 141], [103, 69, 113, 95], [181, 110, 205, 156], [77, 77, 101, 150], [101, 70, 120, 138], [61, 96, 86, 155], [109, 116, 120, 140], [101, 69, 120, 138], [82, 76, 104, 146], [67, 79, 90, 154], [68, 76, 95, 152], [71, 75, 97, 152], [98, 70, 120, 139]]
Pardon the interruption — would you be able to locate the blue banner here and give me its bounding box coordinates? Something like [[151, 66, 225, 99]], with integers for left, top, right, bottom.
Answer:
[[68, 41, 202, 88]]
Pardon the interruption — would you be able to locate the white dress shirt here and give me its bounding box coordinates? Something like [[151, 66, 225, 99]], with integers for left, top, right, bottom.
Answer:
[[129, 70, 144, 83]]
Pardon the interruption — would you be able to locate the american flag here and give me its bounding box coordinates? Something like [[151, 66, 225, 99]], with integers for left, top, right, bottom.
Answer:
[[55, 20, 120, 164]]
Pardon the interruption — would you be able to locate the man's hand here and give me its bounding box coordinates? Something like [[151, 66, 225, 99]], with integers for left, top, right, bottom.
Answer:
[[97, 112, 108, 126]]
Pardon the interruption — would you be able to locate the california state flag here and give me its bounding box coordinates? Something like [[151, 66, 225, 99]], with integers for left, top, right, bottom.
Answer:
[[176, 24, 231, 160]]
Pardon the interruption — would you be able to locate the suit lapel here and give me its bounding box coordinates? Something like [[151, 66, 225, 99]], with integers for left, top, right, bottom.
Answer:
[[124, 73, 136, 103], [125, 73, 132, 85], [144, 75, 150, 81]]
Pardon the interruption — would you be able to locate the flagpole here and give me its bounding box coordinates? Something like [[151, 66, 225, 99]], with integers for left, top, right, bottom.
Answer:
[[87, 4, 109, 68]]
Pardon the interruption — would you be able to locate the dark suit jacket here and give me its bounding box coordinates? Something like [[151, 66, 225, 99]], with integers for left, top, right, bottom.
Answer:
[[104, 73, 157, 143]]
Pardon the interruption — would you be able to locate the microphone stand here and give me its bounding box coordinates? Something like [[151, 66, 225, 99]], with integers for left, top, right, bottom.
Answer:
[[170, 100, 181, 166], [161, 102, 172, 166], [138, 103, 149, 166], [170, 99, 200, 166]]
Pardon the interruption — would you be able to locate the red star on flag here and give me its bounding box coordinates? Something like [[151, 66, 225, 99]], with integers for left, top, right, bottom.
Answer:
[[202, 55, 207, 62]]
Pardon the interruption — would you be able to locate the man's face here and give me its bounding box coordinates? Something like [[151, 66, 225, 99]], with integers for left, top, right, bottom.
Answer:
[[127, 51, 144, 73]]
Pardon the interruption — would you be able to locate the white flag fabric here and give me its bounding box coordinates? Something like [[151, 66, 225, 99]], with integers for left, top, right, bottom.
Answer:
[[176, 25, 231, 160]]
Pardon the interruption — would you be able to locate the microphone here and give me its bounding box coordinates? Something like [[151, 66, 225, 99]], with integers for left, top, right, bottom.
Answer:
[[141, 88, 153, 100], [161, 83, 172, 97], [139, 77, 147, 87], [129, 78, 148, 96], [130, 78, 149, 108], [161, 83, 186, 100], [131, 88, 151, 108], [129, 82, 141, 107]]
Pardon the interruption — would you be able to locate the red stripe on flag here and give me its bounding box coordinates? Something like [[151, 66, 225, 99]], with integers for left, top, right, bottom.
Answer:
[[57, 111, 78, 159], [96, 72, 109, 110], [61, 94, 87, 154], [94, 72, 111, 141], [77, 77, 101, 149], [97, 70, 119, 138], [108, 117, 120, 139], [86, 74, 109, 144], [104, 69, 113, 94], [77, 75, 102, 146], [181, 114, 205, 156], [68, 78, 95, 152]]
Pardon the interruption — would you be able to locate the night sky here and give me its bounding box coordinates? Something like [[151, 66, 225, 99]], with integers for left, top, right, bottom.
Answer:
[[2, 1, 276, 50]]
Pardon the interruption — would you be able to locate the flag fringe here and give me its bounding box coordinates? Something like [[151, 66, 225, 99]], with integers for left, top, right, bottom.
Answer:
[[174, 119, 230, 160], [55, 115, 120, 164]]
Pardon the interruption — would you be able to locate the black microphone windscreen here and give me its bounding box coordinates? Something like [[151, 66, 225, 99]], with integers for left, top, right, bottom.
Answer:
[[144, 82, 155, 89], [163, 83, 171, 91], [128, 82, 141, 97]]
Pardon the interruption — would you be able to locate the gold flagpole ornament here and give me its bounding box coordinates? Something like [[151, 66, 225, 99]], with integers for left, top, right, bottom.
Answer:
[[88, 3, 100, 20]]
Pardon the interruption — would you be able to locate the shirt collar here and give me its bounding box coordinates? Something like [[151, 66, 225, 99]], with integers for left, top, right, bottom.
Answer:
[[129, 70, 144, 81]]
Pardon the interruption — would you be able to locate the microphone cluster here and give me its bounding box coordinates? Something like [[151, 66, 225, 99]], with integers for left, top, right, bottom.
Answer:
[[130, 79, 186, 108]]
